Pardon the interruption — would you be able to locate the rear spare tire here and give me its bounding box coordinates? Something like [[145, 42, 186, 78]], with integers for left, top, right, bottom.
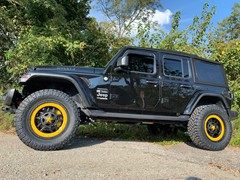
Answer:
[[15, 89, 79, 151]]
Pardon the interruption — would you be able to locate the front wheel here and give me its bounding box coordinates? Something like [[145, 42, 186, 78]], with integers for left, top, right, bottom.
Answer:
[[15, 89, 79, 151], [187, 105, 232, 151]]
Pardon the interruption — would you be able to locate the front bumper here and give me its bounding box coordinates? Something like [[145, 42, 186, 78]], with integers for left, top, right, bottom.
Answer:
[[2, 88, 22, 113], [229, 110, 238, 121]]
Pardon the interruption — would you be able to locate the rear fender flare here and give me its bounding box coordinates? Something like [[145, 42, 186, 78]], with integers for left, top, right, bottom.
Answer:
[[184, 93, 230, 115]]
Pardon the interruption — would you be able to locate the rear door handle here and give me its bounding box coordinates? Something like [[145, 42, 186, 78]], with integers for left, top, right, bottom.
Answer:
[[180, 84, 192, 89], [146, 80, 158, 85]]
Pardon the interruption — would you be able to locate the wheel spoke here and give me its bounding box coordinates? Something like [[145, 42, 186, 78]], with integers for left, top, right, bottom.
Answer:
[[40, 127, 45, 132], [37, 122, 42, 128], [51, 107, 55, 113], [38, 111, 43, 116], [49, 128, 53, 133], [52, 126, 58, 131]]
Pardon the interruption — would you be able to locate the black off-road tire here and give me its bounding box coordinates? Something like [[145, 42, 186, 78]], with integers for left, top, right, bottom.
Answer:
[[187, 105, 232, 151], [14, 89, 79, 151]]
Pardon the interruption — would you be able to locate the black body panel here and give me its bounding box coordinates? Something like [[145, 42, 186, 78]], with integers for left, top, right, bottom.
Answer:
[[1, 46, 238, 123]]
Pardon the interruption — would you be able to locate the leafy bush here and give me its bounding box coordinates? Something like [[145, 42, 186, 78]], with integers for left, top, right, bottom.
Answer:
[[230, 118, 240, 146]]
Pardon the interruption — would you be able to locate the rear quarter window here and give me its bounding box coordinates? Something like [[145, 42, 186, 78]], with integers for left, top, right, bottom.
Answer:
[[194, 59, 226, 85]]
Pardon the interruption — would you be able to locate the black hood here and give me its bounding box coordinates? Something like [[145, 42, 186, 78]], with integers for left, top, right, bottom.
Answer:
[[32, 66, 104, 74]]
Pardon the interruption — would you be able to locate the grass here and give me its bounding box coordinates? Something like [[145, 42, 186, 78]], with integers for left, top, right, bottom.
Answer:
[[0, 89, 15, 132], [0, 106, 14, 131], [77, 122, 190, 145], [230, 117, 240, 146], [77, 117, 240, 146]]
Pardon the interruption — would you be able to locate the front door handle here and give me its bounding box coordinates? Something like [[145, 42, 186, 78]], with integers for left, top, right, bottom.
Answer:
[[180, 84, 192, 89], [146, 80, 158, 85]]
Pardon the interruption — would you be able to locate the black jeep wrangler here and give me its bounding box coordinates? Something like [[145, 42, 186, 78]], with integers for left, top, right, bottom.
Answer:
[[2, 46, 238, 151]]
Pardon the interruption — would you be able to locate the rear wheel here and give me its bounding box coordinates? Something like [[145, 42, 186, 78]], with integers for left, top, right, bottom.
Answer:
[[188, 105, 232, 151], [15, 89, 79, 150]]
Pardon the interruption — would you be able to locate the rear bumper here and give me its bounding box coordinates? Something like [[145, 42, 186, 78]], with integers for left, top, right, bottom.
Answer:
[[229, 110, 238, 121]]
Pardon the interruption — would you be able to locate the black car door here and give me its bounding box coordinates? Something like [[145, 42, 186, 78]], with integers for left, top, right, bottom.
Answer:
[[160, 53, 195, 114], [109, 50, 160, 113]]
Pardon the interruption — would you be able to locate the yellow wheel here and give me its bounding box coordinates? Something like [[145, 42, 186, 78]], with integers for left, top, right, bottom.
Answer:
[[30, 103, 68, 138], [188, 105, 232, 151], [204, 115, 225, 142], [15, 89, 79, 151]]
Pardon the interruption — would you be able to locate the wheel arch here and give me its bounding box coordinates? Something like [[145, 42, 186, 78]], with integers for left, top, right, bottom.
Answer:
[[21, 74, 95, 108], [184, 93, 230, 116]]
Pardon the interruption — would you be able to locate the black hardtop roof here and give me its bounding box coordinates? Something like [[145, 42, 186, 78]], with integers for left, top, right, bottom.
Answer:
[[124, 46, 223, 65]]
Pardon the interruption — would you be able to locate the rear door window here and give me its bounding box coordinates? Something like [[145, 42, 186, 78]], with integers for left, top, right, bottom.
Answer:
[[163, 56, 190, 79]]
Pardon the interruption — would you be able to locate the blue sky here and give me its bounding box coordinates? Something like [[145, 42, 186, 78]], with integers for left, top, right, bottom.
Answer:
[[161, 0, 237, 30], [89, 0, 238, 32]]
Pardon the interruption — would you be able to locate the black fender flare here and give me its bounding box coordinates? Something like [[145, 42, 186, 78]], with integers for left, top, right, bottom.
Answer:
[[184, 92, 230, 115], [21, 72, 96, 108]]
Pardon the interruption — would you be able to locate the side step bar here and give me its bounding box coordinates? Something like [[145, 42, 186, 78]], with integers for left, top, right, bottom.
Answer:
[[82, 109, 190, 122]]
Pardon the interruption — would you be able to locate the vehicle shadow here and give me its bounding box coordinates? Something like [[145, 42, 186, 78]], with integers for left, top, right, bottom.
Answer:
[[63, 136, 106, 150], [183, 141, 200, 149], [62, 129, 193, 150], [63, 124, 193, 150]]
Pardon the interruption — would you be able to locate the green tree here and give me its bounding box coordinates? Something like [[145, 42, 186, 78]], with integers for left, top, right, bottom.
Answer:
[[0, 0, 26, 85], [210, 3, 240, 110], [217, 3, 240, 41], [1, 0, 122, 83], [211, 40, 240, 109], [1, 0, 89, 82], [96, 0, 162, 37], [137, 3, 216, 58]]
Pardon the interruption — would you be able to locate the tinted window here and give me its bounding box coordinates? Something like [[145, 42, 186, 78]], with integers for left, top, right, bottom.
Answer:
[[163, 58, 190, 78], [194, 60, 225, 84], [128, 54, 154, 73]]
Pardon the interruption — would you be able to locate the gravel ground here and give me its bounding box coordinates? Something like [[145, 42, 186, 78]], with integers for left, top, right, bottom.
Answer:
[[0, 132, 239, 180]]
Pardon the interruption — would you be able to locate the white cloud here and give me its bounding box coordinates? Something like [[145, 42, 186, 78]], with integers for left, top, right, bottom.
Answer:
[[150, 9, 173, 27], [129, 9, 173, 36]]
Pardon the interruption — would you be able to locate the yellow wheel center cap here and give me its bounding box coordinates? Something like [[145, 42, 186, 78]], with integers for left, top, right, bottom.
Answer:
[[211, 125, 216, 131], [46, 117, 53, 123]]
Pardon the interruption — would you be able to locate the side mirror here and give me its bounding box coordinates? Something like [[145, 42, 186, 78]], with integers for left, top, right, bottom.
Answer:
[[114, 55, 130, 73], [114, 56, 130, 74], [117, 56, 129, 67]]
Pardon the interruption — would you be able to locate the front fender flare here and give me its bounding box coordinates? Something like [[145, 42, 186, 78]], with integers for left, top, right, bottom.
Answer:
[[21, 72, 95, 108]]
